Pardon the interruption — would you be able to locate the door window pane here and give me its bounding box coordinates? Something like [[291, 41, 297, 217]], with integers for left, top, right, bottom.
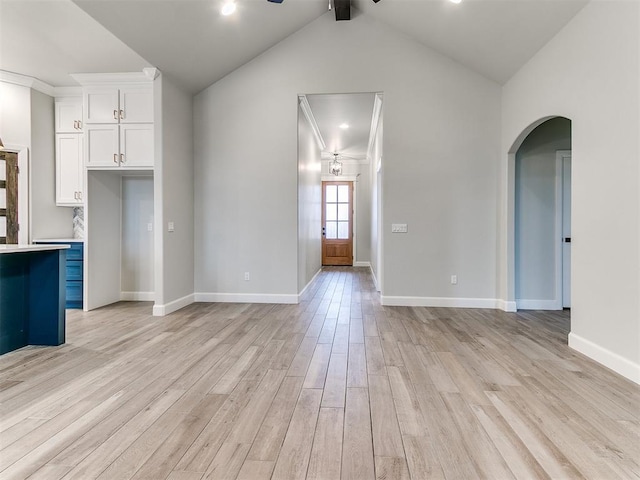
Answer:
[[0, 217, 5, 237], [338, 204, 349, 221], [326, 185, 337, 203], [0, 159, 5, 181], [326, 222, 337, 239], [338, 221, 349, 239], [0, 188, 5, 209], [326, 204, 337, 221], [338, 185, 349, 203]]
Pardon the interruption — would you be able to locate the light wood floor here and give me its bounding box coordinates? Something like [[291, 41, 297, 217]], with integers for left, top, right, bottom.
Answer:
[[1, 267, 638, 480]]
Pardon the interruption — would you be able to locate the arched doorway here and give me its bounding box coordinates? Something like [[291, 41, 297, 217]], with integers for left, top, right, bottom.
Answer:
[[507, 116, 572, 311]]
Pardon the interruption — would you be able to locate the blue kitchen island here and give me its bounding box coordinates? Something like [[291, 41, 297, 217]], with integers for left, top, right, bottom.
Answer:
[[0, 244, 69, 355]]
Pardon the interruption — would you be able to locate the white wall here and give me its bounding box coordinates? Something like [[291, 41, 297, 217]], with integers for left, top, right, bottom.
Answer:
[[30, 89, 73, 239], [154, 75, 195, 314], [121, 175, 154, 298], [194, 12, 501, 304], [515, 117, 571, 305], [370, 112, 383, 289], [297, 103, 322, 292], [500, 1, 640, 382], [86, 170, 121, 310], [0, 82, 72, 241]]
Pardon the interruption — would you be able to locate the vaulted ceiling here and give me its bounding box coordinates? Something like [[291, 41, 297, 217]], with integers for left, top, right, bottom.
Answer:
[[0, 0, 588, 159], [1, 0, 588, 94]]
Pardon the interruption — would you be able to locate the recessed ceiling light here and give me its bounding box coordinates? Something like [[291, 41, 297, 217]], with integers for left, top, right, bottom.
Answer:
[[339, 123, 349, 129], [449, 0, 462, 3], [221, 1, 236, 15]]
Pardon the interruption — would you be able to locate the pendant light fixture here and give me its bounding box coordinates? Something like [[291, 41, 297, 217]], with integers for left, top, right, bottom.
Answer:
[[329, 153, 343, 176]]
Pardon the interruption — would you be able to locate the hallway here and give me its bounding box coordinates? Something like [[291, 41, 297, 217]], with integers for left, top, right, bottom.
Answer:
[[0, 267, 638, 479]]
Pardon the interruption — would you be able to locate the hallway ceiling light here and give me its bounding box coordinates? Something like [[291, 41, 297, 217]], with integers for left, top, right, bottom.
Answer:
[[329, 153, 343, 176], [339, 123, 349, 129], [221, 1, 236, 15], [449, 0, 462, 3]]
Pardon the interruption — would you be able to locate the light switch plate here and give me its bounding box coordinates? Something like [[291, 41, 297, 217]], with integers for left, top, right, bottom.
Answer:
[[168, 221, 175, 232], [391, 223, 408, 233]]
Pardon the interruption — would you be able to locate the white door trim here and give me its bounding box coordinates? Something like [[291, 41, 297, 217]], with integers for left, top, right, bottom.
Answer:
[[322, 175, 358, 265], [2, 144, 30, 244], [555, 150, 571, 310]]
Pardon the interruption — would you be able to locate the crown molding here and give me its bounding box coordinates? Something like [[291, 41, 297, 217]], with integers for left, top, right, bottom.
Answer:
[[70, 69, 158, 86], [298, 95, 326, 151], [52, 86, 83, 97], [366, 93, 384, 161], [0, 70, 55, 96]]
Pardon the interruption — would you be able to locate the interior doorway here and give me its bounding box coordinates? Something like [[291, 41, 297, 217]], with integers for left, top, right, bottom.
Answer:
[[0, 151, 19, 244], [322, 180, 353, 266], [513, 117, 571, 310]]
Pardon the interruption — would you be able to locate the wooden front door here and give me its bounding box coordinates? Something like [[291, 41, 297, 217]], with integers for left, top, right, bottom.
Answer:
[[0, 151, 19, 244], [322, 181, 353, 266]]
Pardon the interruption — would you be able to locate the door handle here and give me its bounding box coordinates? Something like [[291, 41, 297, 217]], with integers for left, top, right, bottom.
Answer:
[[322, 226, 326, 236], [564, 237, 571, 243]]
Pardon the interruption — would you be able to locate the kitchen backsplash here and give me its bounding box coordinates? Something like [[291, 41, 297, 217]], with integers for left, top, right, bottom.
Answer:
[[73, 207, 84, 239]]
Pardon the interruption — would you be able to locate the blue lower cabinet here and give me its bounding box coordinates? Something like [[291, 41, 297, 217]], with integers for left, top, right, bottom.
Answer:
[[34, 241, 83, 309]]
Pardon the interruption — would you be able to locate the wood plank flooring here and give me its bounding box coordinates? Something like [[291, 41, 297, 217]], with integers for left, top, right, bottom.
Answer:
[[1, 267, 639, 479]]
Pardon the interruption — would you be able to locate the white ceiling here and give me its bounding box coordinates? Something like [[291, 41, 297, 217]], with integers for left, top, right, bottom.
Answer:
[[307, 93, 376, 159], [0, 0, 588, 159], [0, 0, 150, 88], [0, 0, 588, 93], [351, 0, 589, 84]]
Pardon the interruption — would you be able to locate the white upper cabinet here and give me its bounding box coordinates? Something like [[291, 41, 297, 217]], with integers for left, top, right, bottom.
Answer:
[[56, 133, 83, 206], [120, 87, 154, 123], [85, 124, 154, 168], [84, 86, 153, 124], [85, 125, 120, 167], [55, 98, 83, 133]]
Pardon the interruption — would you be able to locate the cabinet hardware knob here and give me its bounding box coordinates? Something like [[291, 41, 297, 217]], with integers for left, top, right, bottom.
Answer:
[[73, 120, 77, 129], [119, 110, 124, 120], [114, 153, 118, 164], [120, 153, 125, 163], [113, 110, 118, 120], [74, 191, 77, 200], [78, 120, 82, 129], [79, 191, 83, 201]]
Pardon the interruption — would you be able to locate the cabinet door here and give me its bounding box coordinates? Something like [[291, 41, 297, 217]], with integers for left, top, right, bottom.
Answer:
[[56, 134, 83, 206], [85, 125, 120, 167], [84, 88, 119, 124], [55, 99, 83, 133], [120, 87, 153, 123], [120, 124, 154, 167]]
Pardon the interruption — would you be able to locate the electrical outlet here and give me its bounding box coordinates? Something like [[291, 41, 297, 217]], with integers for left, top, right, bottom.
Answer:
[[391, 223, 408, 233], [244, 272, 250, 281], [451, 275, 458, 285], [147, 223, 153, 232], [168, 221, 175, 232]]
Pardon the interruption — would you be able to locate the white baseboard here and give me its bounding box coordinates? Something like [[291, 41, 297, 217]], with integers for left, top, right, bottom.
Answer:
[[516, 299, 562, 310], [120, 291, 155, 301], [153, 293, 195, 317], [353, 261, 371, 268], [497, 299, 517, 312], [194, 292, 299, 305], [569, 332, 640, 385], [380, 296, 501, 309], [298, 269, 322, 301]]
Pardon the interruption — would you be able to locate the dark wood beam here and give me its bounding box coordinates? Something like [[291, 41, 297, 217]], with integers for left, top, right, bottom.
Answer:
[[334, 0, 350, 21]]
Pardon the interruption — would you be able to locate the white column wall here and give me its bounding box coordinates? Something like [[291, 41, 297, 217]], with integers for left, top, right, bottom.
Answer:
[[500, 1, 640, 382]]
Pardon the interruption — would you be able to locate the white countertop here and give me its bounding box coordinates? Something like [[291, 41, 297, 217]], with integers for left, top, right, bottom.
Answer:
[[0, 244, 70, 254], [33, 238, 84, 243]]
